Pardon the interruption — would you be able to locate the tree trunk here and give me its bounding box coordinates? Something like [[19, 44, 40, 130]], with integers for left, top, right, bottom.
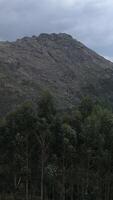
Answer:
[[62, 154, 65, 200], [52, 183, 55, 200], [71, 184, 74, 200], [41, 150, 44, 200], [26, 178, 29, 200], [26, 135, 29, 200]]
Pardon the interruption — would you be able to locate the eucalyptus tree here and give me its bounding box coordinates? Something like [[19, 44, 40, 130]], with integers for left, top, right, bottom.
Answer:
[[61, 123, 77, 200], [34, 91, 56, 200], [5, 102, 36, 200]]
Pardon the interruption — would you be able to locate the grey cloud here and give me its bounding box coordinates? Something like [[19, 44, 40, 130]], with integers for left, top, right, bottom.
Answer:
[[0, 0, 113, 60]]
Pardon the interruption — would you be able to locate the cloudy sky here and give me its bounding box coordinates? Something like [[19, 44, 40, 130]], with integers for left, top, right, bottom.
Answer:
[[0, 0, 113, 60]]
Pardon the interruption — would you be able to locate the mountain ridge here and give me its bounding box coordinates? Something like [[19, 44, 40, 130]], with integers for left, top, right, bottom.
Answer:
[[0, 33, 113, 116]]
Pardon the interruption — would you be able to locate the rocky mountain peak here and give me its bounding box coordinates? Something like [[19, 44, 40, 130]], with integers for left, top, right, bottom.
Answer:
[[0, 33, 113, 116]]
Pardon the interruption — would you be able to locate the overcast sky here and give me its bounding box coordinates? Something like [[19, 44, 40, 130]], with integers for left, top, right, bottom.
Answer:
[[0, 0, 113, 61]]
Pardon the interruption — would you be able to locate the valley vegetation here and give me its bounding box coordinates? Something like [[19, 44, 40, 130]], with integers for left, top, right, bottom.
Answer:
[[0, 92, 113, 200]]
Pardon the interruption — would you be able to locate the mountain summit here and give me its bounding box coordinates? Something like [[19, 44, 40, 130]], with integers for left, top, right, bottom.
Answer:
[[0, 33, 113, 115]]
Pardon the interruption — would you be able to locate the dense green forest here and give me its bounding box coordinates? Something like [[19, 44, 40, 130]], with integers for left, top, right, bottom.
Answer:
[[0, 92, 113, 200]]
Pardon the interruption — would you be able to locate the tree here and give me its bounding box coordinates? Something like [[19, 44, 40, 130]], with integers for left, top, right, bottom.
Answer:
[[34, 91, 56, 200], [79, 96, 93, 120], [5, 102, 36, 200], [61, 123, 77, 200]]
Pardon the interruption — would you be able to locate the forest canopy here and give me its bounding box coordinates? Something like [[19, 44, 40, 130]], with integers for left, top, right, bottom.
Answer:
[[0, 92, 113, 200]]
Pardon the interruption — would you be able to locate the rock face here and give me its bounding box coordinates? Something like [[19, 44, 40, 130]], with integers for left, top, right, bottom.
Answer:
[[0, 33, 113, 115]]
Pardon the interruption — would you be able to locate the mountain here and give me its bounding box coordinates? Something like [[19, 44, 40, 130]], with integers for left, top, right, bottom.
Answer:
[[0, 33, 113, 116]]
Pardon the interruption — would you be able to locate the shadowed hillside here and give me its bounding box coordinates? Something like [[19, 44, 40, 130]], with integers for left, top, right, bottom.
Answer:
[[0, 33, 113, 115]]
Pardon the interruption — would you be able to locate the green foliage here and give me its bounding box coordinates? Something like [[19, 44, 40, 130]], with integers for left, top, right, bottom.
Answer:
[[79, 96, 94, 119], [38, 90, 56, 123], [1, 94, 113, 199]]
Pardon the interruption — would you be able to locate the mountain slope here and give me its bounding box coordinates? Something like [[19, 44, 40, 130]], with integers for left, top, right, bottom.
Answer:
[[0, 33, 113, 115]]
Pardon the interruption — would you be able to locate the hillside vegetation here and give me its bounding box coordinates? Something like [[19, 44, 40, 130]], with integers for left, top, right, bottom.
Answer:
[[0, 92, 113, 200], [0, 33, 113, 115]]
